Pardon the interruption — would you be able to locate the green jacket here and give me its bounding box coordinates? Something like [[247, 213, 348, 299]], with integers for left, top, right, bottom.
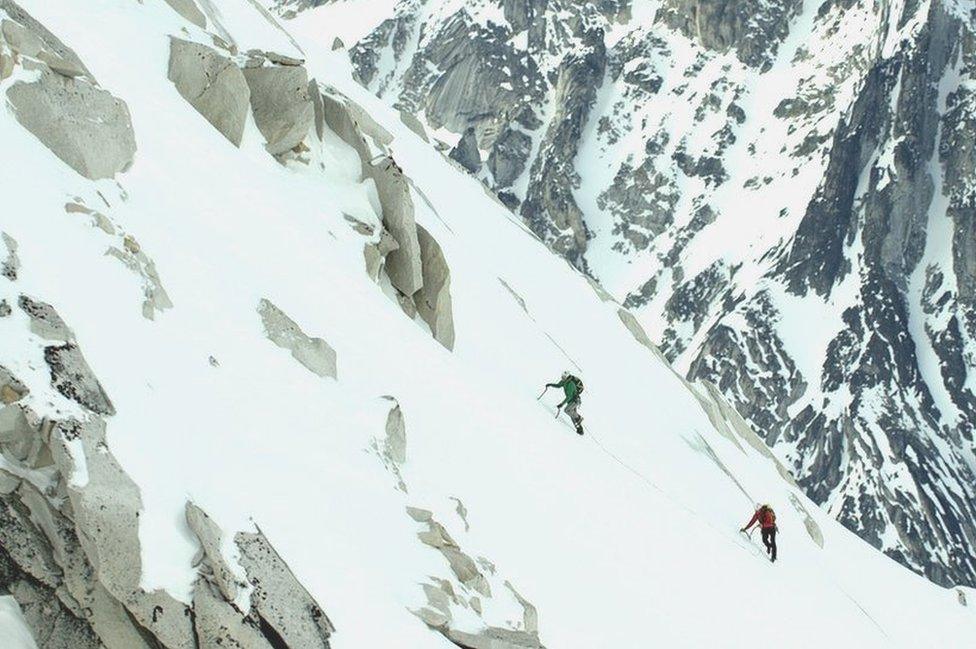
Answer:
[[547, 376, 580, 405]]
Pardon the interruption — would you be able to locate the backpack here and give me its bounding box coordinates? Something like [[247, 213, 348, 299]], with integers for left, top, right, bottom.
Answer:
[[761, 507, 776, 527], [570, 376, 584, 395]]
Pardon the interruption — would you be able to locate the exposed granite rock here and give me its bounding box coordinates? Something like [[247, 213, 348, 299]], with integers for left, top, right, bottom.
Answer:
[[399, 109, 429, 142], [383, 397, 407, 466], [449, 127, 482, 173], [18, 295, 73, 341], [368, 157, 424, 296], [192, 579, 272, 649], [414, 225, 455, 350], [1, 295, 338, 648], [44, 344, 115, 416], [0, 366, 28, 404], [1, 232, 18, 281], [186, 502, 242, 602], [487, 127, 531, 189], [520, 29, 606, 268], [0, 1, 91, 78], [656, 0, 803, 69], [1, 3, 134, 179], [258, 298, 337, 379], [242, 65, 314, 154], [6, 64, 136, 179], [235, 529, 335, 648], [168, 38, 251, 146]]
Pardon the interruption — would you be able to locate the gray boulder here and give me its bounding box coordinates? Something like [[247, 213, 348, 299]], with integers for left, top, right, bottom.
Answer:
[[168, 38, 250, 147], [369, 158, 424, 296], [2, 232, 19, 281], [235, 530, 335, 648], [258, 298, 337, 379], [44, 344, 115, 416], [0, 365, 28, 404], [383, 397, 406, 465], [192, 580, 272, 649], [186, 502, 241, 601], [19, 295, 74, 341], [414, 225, 455, 350], [242, 65, 314, 154], [6, 64, 136, 179], [449, 127, 482, 173]]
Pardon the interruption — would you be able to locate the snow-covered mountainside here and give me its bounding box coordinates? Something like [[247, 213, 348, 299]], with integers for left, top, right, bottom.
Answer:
[[1, 0, 975, 647], [277, 0, 976, 589]]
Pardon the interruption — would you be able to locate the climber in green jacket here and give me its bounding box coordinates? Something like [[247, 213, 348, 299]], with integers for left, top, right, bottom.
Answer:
[[544, 372, 585, 435]]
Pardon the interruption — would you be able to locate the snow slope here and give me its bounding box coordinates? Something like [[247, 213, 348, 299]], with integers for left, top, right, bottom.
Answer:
[[293, 0, 976, 590], [0, 0, 974, 646]]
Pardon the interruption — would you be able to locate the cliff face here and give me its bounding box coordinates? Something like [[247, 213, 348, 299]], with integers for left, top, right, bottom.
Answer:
[[293, 0, 976, 588]]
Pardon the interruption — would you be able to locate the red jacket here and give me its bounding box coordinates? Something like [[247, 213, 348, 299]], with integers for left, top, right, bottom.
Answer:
[[745, 507, 776, 530]]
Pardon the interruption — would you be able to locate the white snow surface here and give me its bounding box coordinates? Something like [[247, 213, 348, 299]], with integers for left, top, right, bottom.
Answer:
[[0, 0, 973, 647], [0, 597, 36, 649]]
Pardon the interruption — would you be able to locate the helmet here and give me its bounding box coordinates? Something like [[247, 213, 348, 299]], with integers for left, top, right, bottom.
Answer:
[[561, 371, 571, 379]]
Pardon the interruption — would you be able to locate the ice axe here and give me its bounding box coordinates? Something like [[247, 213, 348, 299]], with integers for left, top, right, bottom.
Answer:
[[537, 386, 550, 400]]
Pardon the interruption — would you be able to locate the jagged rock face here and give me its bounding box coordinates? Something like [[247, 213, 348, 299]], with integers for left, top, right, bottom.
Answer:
[[656, 0, 803, 69], [305, 0, 976, 587]]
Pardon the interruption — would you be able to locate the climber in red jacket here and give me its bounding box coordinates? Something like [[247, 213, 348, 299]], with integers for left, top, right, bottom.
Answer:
[[742, 504, 777, 562]]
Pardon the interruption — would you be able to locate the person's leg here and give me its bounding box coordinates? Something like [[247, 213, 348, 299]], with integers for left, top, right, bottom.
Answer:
[[565, 401, 584, 434], [762, 528, 772, 554], [769, 529, 777, 561]]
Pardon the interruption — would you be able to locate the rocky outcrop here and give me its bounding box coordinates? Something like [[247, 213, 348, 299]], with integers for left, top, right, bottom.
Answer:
[[242, 64, 314, 154], [408, 507, 544, 649], [1, 233, 19, 281], [186, 502, 242, 602], [318, 87, 458, 351], [656, 0, 803, 69], [44, 344, 116, 416], [168, 38, 250, 146], [449, 127, 482, 173], [258, 298, 337, 379], [163, 0, 207, 28], [0, 289, 336, 648], [235, 530, 335, 647], [18, 295, 73, 341], [368, 157, 425, 296], [519, 29, 606, 267], [105, 236, 173, 321], [487, 127, 531, 189], [414, 225, 455, 350], [383, 397, 406, 465], [2, 2, 136, 179]]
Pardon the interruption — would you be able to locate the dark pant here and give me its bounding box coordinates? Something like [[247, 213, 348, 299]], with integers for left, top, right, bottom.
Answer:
[[761, 527, 777, 561]]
